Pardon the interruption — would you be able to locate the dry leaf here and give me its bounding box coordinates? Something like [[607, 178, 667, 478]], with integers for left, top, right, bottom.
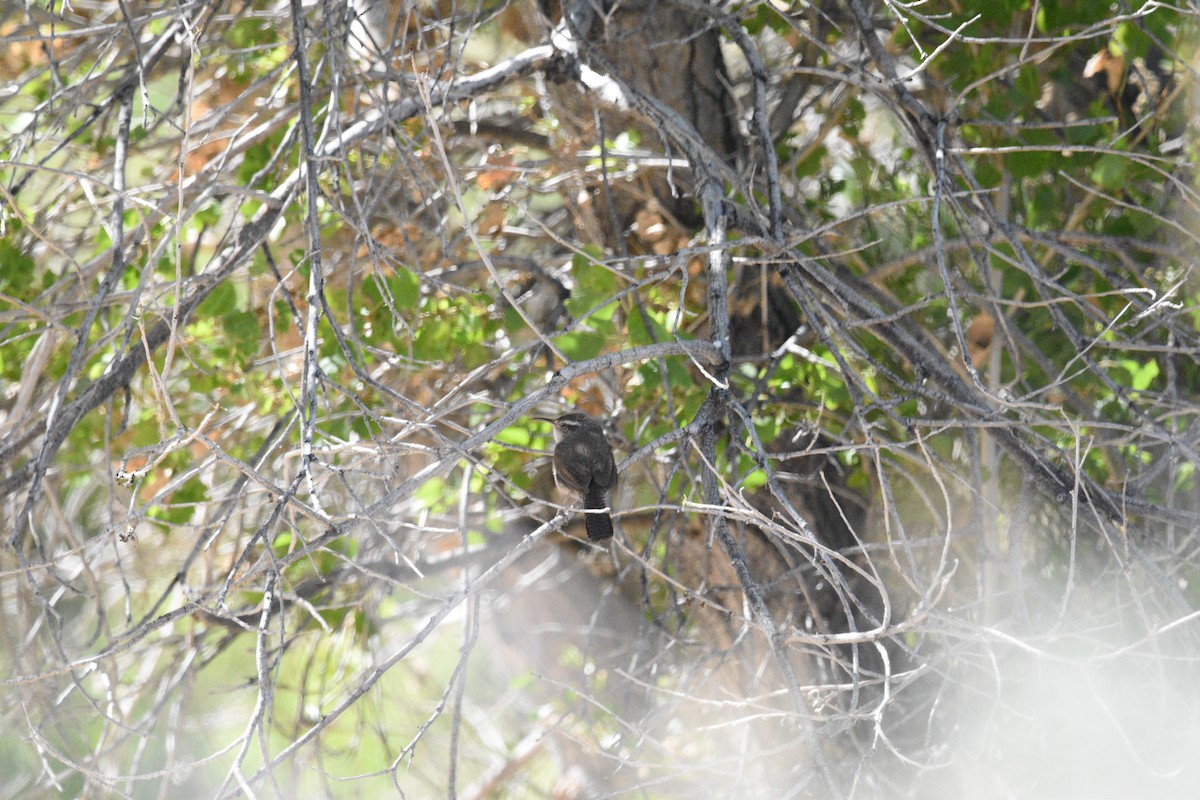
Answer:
[[476, 151, 516, 192], [475, 200, 508, 236], [967, 311, 995, 368]]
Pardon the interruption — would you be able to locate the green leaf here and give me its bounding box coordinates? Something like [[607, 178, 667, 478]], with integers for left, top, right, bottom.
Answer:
[[494, 425, 532, 447], [0, 238, 35, 293], [394, 268, 420, 310], [239, 130, 286, 187], [743, 3, 789, 36], [413, 318, 451, 361], [1120, 358, 1159, 391], [1112, 21, 1148, 59], [754, 415, 779, 443], [414, 477, 447, 511], [365, 268, 421, 312], [568, 256, 617, 321], [973, 157, 1001, 190], [224, 309, 260, 361], [193, 202, 223, 230], [149, 477, 208, 526], [628, 307, 671, 346], [743, 468, 768, 491], [1007, 147, 1052, 179], [1025, 184, 1058, 229], [1014, 65, 1040, 104], [1091, 154, 1127, 192], [198, 280, 237, 317], [554, 331, 604, 361]]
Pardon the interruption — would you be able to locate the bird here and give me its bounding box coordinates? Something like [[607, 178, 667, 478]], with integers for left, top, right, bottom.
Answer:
[[535, 411, 617, 541]]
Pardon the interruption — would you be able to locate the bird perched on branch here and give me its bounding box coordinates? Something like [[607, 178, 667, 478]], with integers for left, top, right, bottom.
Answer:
[[536, 411, 617, 541]]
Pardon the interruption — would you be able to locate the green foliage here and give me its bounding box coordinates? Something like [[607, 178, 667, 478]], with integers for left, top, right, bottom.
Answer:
[[554, 331, 604, 360], [0, 237, 35, 293], [568, 250, 618, 319], [239, 129, 289, 189], [194, 280, 261, 366], [148, 477, 208, 527]]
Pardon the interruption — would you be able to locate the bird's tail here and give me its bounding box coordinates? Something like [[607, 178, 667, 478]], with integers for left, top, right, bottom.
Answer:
[[584, 483, 613, 541]]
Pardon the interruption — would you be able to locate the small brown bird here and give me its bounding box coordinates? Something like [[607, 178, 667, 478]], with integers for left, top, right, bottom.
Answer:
[[536, 411, 617, 541]]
